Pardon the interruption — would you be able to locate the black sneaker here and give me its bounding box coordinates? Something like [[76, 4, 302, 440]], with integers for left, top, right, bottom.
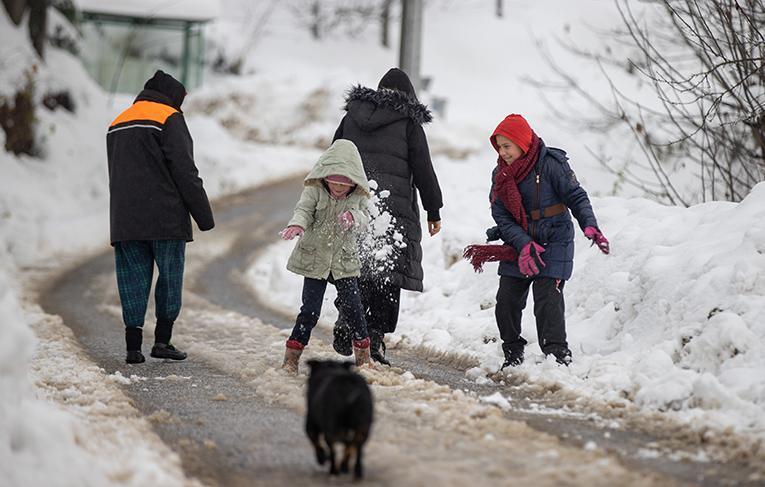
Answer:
[[126, 350, 145, 364], [370, 336, 390, 366], [500, 349, 524, 369], [546, 347, 572, 366], [150, 343, 187, 360], [332, 325, 353, 356]]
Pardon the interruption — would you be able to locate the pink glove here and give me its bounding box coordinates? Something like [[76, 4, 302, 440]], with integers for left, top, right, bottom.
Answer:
[[584, 226, 610, 254], [279, 225, 304, 240], [518, 241, 546, 276], [338, 211, 354, 230]]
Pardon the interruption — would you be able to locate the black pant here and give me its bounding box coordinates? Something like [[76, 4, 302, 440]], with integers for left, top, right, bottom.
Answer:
[[495, 276, 567, 354], [290, 276, 368, 346], [335, 279, 401, 338]]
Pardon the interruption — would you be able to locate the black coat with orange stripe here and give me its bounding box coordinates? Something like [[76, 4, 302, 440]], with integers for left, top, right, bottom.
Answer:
[[107, 89, 214, 245], [333, 86, 443, 292]]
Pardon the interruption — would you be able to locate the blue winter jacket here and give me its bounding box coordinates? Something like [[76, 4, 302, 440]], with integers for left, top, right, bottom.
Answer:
[[491, 141, 598, 280]]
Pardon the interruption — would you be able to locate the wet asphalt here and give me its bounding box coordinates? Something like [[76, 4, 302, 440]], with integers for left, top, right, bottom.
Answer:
[[40, 177, 763, 486]]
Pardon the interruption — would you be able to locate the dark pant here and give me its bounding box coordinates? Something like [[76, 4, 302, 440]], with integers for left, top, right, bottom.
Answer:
[[114, 240, 186, 328], [290, 276, 369, 346], [495, 276, 567, 354], [335, 280, 401, 338]]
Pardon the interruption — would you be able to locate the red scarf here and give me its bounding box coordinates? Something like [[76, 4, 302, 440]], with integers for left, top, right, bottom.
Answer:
[[463, 133, 541, 272]]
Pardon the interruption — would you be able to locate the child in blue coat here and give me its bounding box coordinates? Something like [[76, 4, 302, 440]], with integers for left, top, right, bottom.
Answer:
[[465, 114, 610, 367]]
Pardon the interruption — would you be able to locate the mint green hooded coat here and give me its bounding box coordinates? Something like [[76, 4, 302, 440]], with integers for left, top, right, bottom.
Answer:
[[286, 139, 371, 280]]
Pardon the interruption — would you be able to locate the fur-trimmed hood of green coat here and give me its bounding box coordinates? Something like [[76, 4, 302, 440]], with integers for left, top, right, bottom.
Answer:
[[303, 139, 371, 196], [285, 139, 371, 280]]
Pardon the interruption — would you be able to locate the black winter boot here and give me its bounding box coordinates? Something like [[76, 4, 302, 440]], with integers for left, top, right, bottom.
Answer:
[[546, 346, 572, 366], [150, 343, 187, 360], [125, 327, 145, 364], [501, 351, 524, 369], [332, 323, 353, 356], [369, 331, 390, 366], [500, 343, 524, 369], [154, 321, 173, 345], [151, 321, 187, 360]]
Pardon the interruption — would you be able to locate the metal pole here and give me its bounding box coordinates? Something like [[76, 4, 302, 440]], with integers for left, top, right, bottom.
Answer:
[[181, 21, 191, 86], [398, 0, 423, 93], [198, 25, 205, 88]]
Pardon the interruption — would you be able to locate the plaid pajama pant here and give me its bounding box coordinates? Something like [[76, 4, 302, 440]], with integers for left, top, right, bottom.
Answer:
[[114, 240, 186, 328]]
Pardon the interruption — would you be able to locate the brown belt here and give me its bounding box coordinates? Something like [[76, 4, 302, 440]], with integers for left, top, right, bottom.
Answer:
[[529, 203, 567, 221]]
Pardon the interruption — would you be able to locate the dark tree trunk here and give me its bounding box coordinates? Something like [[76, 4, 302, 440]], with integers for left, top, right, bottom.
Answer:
[[380, 0, 393, 48], [28, 0, 47, 58], [496, 0, 503, 18], [2, 0, 26, 25], [310, 1, 320, 39]]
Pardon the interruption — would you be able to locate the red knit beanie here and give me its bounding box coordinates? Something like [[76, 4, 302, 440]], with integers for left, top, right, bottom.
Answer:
[[490, 114, 533, 153]]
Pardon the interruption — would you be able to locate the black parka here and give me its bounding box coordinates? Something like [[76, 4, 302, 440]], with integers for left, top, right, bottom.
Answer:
[[106, 73, 214, 245], [333, 70, 443, 291]]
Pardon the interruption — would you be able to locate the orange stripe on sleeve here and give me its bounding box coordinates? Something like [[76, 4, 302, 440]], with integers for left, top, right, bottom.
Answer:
[[110, 101, 178, 127]]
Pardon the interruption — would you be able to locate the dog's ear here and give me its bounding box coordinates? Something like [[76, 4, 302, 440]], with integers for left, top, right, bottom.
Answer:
[[341, 361, 354, 370], [306, 359, 323, 370]]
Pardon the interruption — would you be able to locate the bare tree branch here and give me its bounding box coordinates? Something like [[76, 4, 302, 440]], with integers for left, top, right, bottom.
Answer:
[[527, 0, 765, 205]]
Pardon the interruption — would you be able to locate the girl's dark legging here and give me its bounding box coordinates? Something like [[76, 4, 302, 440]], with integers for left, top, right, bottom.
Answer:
[[290, 275, 369, 346]]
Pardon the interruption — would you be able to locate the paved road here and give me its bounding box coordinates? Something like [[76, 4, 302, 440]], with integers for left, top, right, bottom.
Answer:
[[40, 177, 761, 486]]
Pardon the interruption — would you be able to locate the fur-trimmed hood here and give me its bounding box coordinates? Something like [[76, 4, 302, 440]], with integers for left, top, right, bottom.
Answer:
[[304, 139, 371, 197], [344, 85, 432, 131]]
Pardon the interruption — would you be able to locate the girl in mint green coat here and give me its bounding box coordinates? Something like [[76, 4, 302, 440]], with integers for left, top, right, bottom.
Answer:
[[280, 139, 372, 374]]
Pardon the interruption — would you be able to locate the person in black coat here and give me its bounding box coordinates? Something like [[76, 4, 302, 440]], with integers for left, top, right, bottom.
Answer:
[[332, 68, 443, 365], [107, 70, 214, 364]]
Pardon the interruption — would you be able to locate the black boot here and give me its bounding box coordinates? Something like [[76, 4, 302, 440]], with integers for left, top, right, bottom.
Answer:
[[500, 343, 524, 369], [150, 343, 187, 360], [332, 323, 352, 356], [545, 346, 572, 366], [125, 327, 145, 364], [151, 322, 187, 360], [370, 331, 390, 366]]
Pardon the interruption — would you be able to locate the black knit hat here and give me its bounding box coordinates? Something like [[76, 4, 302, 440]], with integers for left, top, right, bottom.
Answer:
[[144, 70, 187, 110], [377, 68, 416, 97]]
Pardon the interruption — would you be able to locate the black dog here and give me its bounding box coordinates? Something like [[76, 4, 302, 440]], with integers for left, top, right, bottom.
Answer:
[[305, 360, 373, 479]]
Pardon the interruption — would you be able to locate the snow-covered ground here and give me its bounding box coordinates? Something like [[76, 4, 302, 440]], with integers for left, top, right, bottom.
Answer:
[[1, 0, 763, 484]]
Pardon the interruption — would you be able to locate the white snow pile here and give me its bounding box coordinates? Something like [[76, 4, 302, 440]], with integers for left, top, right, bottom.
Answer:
[[184, 74, 346, 150], [0, 14, 112, 486]]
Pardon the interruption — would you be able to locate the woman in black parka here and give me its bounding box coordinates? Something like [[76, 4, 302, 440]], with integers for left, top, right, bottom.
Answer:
[[332, 68, 443, 365]]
